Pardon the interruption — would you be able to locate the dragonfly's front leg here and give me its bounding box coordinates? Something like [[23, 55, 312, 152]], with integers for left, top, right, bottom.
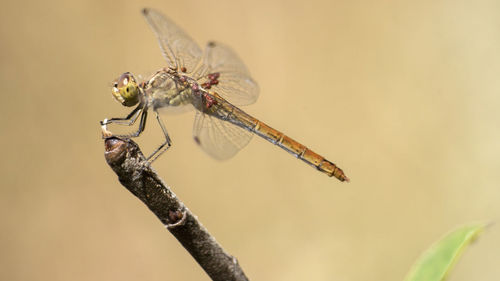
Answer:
[[101, 104, 143, 126], [101, 108, 148, 139], [147, 111, 172, 162]]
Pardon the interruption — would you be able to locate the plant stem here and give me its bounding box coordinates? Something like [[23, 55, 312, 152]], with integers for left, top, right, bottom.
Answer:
[[104, 137, 249, 281]]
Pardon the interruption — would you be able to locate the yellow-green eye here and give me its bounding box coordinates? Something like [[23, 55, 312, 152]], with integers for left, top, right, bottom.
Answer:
[[111, 72, 140, 107]]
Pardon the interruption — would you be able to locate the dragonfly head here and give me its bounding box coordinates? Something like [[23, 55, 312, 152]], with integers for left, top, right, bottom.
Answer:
[[112, 72, 140, 107]]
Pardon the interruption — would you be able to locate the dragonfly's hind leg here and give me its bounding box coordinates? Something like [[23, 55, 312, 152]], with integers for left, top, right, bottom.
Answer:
[[147, 111, 172, 162]]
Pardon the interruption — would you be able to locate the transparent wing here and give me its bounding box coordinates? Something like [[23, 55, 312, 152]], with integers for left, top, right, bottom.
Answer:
[[193, 41, 259, 106], [192, 111, 253, 160], [142, 8, 202, 73]]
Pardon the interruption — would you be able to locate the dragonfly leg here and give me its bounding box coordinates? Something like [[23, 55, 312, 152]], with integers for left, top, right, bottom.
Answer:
[[101, 104, 143, 126], [100, 104, 148, 138], [109, 110, 148, 138], [147, 111, 172, 162]]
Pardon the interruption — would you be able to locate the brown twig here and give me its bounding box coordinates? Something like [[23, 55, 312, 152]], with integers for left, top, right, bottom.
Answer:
[[104, 137, 249, 281]]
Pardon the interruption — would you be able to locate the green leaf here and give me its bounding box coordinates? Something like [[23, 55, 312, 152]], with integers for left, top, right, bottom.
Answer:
[[404, 223, 486, 281]]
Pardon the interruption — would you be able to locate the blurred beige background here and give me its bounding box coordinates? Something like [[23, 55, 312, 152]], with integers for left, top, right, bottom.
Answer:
[[1, 0, 499, 280]]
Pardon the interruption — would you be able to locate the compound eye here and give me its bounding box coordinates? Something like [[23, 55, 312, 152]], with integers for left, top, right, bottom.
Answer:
[[111, 72, 140, 107], [117, 73, 132, 88]]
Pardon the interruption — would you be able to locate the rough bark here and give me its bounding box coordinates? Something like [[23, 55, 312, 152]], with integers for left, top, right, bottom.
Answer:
[[104, 137, 249, 281]]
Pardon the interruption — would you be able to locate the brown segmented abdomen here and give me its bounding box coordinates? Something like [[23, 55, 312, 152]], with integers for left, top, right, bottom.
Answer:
[[214, 96, 349, 182]]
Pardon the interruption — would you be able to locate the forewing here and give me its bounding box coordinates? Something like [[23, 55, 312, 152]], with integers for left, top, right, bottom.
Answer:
[[142, 8, 202, 73], [193, 42, 259, 106], [192, 111, 253, 160]]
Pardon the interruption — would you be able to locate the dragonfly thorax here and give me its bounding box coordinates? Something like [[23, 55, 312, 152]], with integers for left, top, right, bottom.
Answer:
[[111, 72, 141, 107], [146, 71, 194, 110]]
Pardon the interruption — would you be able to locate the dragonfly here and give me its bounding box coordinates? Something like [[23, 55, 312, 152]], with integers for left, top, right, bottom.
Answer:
[[101, 8, 349, 182]]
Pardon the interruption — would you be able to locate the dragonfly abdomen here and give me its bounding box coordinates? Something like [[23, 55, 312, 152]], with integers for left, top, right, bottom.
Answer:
[[251, 120, 349, 182], [210, 96, 349, 182]]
